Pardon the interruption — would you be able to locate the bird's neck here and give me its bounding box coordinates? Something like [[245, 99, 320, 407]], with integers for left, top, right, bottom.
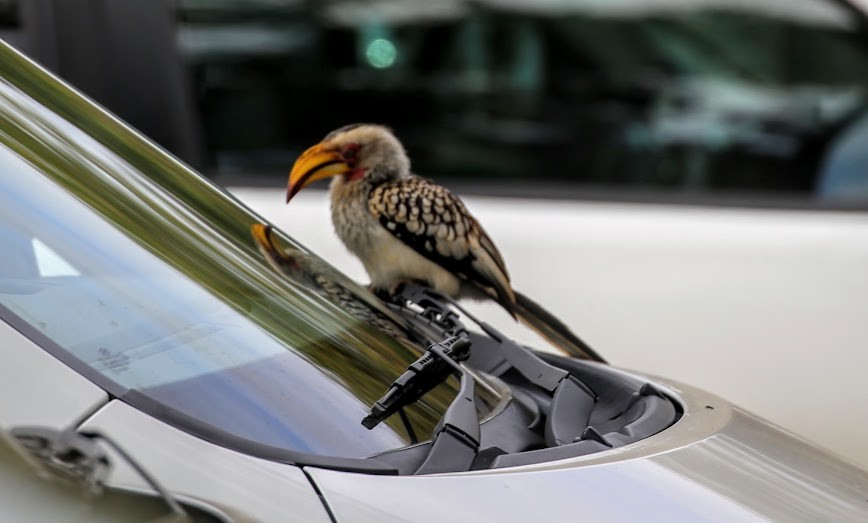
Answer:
[[330, 175, 373, 207], [331, 167, 408, 194], [367, 163, 410, 183]]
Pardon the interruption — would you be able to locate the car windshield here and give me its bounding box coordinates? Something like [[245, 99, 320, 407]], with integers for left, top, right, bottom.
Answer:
[[0, 43, 500, 460]]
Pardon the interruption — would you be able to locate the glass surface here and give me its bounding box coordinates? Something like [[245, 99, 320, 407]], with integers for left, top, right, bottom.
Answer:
[[0, 41, 498, 459], [176, 0, 868, 203]]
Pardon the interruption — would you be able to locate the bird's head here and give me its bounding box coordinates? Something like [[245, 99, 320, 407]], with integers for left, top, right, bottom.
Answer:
[[286, 124, 410, 202]]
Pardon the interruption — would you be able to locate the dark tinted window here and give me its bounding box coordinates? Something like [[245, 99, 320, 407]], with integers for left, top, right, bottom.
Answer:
[[177, 0, 868, 204]]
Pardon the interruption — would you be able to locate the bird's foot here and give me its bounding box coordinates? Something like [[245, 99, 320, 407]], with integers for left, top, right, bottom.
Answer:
[[368, 284, 393, 302], [368, 279, 429, 302]]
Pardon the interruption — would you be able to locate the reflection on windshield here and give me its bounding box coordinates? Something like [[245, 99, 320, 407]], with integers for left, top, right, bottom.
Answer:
[[0, 42, 499, 458], [250, 223, 416, 346]]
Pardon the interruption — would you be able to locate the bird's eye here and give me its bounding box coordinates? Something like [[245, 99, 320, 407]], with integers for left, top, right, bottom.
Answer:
[[343, 143, 361, 162]]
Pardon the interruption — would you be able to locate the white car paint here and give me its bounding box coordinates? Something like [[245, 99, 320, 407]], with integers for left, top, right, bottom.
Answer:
[[80, 401, 332, 523], [231, 186, 868, 469], [0, 320, 107, 428]]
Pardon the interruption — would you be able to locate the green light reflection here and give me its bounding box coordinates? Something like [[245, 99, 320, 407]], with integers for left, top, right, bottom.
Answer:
[[366, 38, 397, 68]]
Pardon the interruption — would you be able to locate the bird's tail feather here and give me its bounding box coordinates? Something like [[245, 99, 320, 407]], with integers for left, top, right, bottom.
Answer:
[[513, 291, 606, 363]]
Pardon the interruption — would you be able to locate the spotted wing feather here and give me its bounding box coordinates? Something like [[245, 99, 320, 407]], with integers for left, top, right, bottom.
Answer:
[[368, 176, 515, 308]]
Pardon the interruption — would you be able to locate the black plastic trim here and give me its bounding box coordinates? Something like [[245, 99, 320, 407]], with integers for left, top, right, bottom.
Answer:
[[492, 439, 612, 468], [368, 387, 541, 475], [487, 353, 681, 469], [544, 376, 596, 446], [413, 338, 480, 474], [367, 442, 433, 475], [415, 425, 478, 475]]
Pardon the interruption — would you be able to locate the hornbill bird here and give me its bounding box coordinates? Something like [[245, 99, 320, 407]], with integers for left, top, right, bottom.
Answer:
[[285, 124, 604, 362]]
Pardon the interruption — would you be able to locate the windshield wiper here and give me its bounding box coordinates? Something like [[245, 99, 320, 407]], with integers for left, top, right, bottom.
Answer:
[[362, 335, 472, 430], [362, 334, 481, 474], [380, 284, 598, 449]]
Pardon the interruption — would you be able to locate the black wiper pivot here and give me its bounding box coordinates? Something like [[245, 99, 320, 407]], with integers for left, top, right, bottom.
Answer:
[[393, 285, 570, 393]]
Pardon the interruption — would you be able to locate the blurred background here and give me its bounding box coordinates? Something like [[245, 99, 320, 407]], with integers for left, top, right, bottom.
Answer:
[[6, 0, 868, 203], [4, 0, 868, 467]]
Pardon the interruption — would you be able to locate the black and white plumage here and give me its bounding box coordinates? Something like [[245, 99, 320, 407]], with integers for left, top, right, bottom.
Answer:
[[286, 124, 604, 361], [367, 177, 515, 309]]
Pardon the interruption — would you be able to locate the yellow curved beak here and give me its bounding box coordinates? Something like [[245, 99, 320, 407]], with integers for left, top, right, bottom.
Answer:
[[250, 223, 275, 252], [286, 143, 351, 203], [251, 222, 297, 273]]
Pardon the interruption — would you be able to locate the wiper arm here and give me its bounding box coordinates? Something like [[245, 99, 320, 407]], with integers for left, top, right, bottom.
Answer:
[[415, 338, 480, 474], [362, 335, 472, 430], [362, 334, 481, 474], [387, 284, 598, 447]]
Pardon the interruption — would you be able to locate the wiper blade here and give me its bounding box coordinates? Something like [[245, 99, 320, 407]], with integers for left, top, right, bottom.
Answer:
[[362, 335, 472, 430]]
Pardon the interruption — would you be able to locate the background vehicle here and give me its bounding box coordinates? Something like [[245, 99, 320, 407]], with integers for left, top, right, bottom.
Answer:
[[5, 0, 868, 469]]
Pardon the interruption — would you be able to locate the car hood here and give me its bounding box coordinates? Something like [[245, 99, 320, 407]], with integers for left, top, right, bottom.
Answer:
[[305, 372, 868, 522]]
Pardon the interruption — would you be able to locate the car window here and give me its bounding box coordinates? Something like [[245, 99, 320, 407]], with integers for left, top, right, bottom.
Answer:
[[0, 46, 500, 461], [175, 0, 868, 205]]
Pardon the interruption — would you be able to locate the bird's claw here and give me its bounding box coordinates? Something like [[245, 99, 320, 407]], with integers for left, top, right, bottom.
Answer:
[[369, 280, 427, 303]]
